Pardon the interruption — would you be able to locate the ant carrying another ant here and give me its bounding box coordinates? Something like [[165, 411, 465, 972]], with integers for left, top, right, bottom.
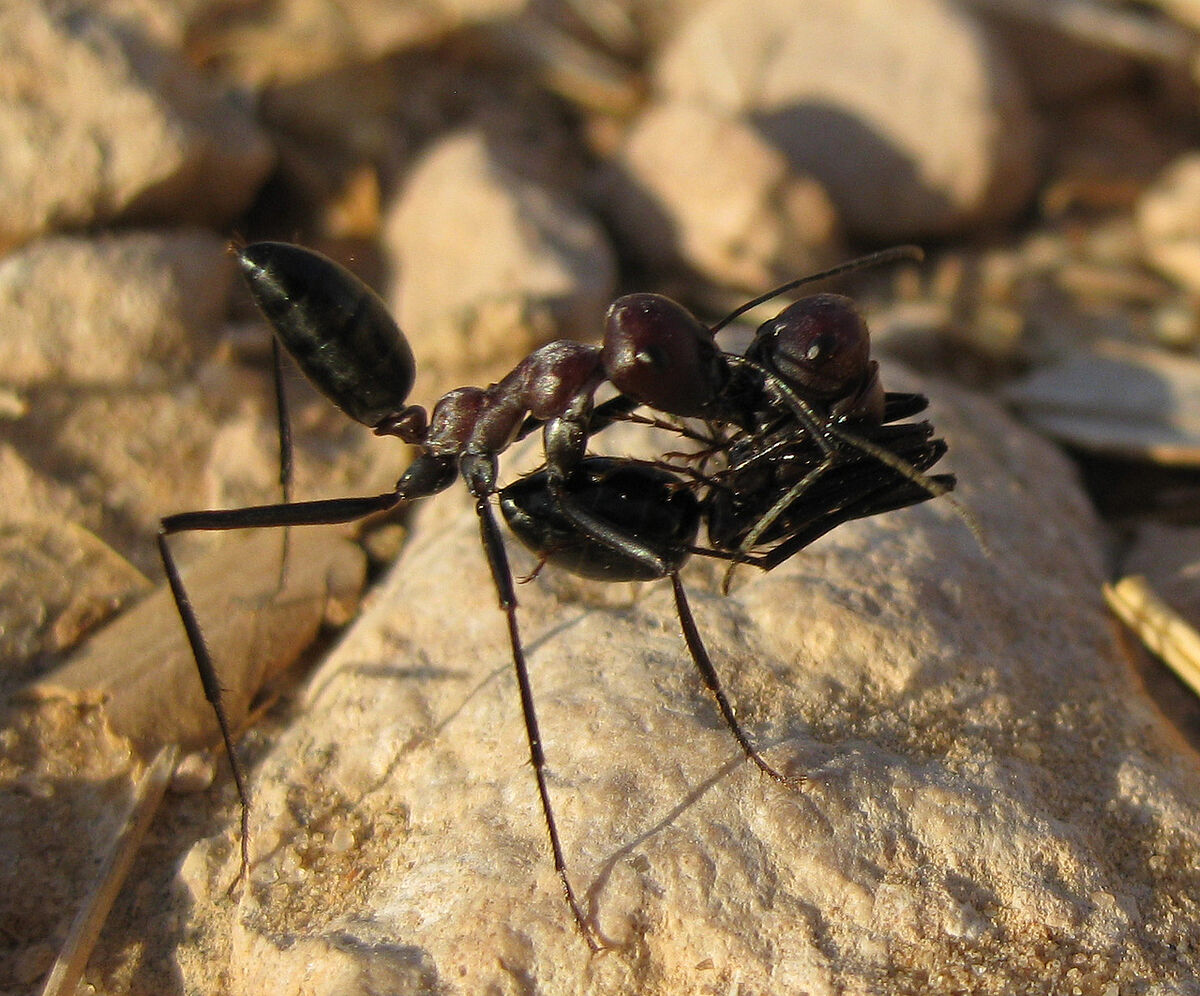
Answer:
[[159, 242, 955, 950]]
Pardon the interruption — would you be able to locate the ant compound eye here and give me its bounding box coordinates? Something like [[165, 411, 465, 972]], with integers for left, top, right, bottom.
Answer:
[[805, 332, 835, 362], [750, 293, 870, 400], [602, 294, 728, 416]]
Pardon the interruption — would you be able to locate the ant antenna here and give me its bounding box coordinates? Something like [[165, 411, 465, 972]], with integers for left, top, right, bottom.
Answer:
[[710, 245, 924, 335]]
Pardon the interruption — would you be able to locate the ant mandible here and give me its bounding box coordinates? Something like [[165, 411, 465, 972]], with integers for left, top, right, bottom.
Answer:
[[158, 241, 954, 950]]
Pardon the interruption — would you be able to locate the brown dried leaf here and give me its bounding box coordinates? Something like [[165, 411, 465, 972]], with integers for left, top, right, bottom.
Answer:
[[31, 528, 366, 753]]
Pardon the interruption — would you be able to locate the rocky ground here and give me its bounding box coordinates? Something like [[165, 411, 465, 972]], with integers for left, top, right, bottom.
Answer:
[[4, 1, 1200, 994]]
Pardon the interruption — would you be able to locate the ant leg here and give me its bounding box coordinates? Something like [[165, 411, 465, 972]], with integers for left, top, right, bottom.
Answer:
[[820, 421, 985, 553], [270, 335, 294, 586], [158, 489, 406, 883], [612, 409, 721, 449], [713, 401, 962, 593], [161, 492, 404, 533], [668, 573, 795, 785], [728, 354, 840, 460], [751, 471, 958, 574], [472, 493, 602, 950], [720, 421, 957, 580], [271, 335, 294, 507], [719, 454, 835, 594], [726, 353, 947, 523], [824, 423, 954, 503], [543, 477, 793, 786], [157, 529, 252, 883]]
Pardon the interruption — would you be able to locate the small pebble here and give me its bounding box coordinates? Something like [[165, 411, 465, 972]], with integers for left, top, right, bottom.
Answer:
[[170, 751, 217, 795]]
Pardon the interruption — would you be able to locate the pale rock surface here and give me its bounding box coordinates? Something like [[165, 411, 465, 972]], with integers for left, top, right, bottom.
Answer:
[[1138, 153, 1200, 295], [0, 232, 246, 579], [654, 0, 1041, 242], [606, 102, 840, 288], [384, 130, 617, 384], [0, 517, 149, 687], [0, 442, 90, 531], [0, 230, 236, 389], [1003, 339, 1200, 465], [0, 697, 141, 990], [188, 0, 529, 86], [175, 379, 1200, 994], [0, 2, 274, 249], [1146, 0, 1200, 35], [12, 384, 223, 577]]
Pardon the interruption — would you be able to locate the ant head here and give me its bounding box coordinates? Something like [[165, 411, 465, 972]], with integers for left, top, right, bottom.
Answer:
[[602, 294, 729, 417], [747, 293, 871, 401]]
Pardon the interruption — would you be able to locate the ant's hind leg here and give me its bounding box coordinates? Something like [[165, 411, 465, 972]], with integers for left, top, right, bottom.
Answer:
[[668, 573, 798, 786], [157, 528, 253, 885], [158, 489, 406, 885], [540, 472, 796, 788], [471, 491, 606, 950]]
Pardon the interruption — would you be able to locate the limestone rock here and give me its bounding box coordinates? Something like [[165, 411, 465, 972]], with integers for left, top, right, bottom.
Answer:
[[1138, 153, 1200, 295], [385, 130, 617, 385], [0, 3, 274, 249], [175, 379, 1200, 994], [605, 102, 840, 288], [0, 230, 235, 389], [654, 0, 1042, 242], [0, 518, 149, 687]]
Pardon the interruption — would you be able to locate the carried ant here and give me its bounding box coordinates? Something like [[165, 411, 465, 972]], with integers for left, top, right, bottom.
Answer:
[[158, 241, 954, 949]]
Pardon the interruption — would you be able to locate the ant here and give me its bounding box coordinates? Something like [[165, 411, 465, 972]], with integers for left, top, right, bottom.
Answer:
[[158, 241, 954, 949]]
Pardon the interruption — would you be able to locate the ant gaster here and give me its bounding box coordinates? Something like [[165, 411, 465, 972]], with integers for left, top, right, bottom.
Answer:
[[158, 242, 954, 950]]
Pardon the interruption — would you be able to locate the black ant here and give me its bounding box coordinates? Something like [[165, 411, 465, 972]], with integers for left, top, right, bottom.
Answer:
[[158, 241, 954, 949]]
